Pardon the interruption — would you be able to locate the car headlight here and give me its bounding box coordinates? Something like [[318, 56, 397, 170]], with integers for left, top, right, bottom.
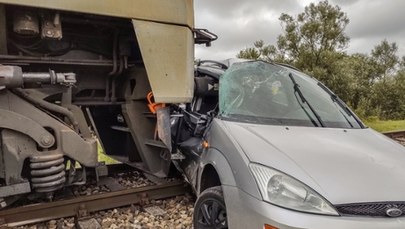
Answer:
[[249, 163, 339, 216]]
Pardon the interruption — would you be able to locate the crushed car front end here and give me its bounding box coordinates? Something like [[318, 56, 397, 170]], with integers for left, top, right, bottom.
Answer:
[[195, 60, 405, 228]]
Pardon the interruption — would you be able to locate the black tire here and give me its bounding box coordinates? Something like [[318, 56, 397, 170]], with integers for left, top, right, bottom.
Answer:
[[193, 186, 228, 229]]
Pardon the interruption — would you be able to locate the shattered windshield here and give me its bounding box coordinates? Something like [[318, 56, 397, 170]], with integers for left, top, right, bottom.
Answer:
[[219, 61, 362, 128]]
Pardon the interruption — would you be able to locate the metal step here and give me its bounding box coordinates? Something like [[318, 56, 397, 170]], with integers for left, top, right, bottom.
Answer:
[[110, 125, 130, 132], [144, 139, 167, 149], [142, 112, 156, 119]]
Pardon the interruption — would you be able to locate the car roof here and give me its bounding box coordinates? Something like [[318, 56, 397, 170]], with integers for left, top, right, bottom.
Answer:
[[196, 58, 300, 79]]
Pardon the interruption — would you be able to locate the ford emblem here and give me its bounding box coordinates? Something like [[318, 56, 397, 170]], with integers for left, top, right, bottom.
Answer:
[[386, 208, 403, 217]]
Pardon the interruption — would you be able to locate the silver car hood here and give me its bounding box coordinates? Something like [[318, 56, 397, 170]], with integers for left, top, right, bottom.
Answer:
[[223, 121, 405, 204]]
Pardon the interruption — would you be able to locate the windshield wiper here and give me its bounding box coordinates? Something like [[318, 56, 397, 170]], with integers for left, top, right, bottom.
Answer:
[[288, 73, 325, 127], [317, 82, 364, 128]]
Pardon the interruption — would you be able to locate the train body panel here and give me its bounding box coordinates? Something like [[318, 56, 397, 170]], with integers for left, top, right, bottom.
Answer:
[[0, 0, 194, 27]]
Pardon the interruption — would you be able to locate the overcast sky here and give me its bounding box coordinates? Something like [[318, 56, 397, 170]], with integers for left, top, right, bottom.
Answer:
[[194, 0, 405, 60]]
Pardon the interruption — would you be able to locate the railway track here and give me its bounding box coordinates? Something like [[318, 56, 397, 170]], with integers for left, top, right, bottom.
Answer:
[[382, 130, 405, 139], [0, 164, 189, 228]]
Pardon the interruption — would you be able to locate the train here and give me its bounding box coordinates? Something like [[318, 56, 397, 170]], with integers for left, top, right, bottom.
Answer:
[[0, 0, 216, 207]]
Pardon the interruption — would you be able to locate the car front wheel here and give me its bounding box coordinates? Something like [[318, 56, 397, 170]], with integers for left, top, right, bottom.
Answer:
[[193, 186, 228, 229]]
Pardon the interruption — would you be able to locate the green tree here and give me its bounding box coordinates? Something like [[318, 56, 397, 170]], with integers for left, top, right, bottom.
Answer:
[[370, 40, 399, 80], [329, 54, 374, 107], [365, 40, 404, 119], [276, 0, 349, 71], [370, 77, 404, 119], [237, 1, 352, 101], [237, 1, 350, 83], [237, 1, 405, 120], [237, 40, 277, 61]]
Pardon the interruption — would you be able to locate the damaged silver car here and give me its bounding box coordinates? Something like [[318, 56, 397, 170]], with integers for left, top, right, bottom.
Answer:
[[172, 60, 405, 229]]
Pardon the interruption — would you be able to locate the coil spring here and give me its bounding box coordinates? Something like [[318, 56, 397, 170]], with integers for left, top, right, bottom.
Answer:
[[30, 154, 66, 193]]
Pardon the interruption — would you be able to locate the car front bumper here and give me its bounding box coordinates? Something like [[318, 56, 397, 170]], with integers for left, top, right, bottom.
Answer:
[[223, 185, 405, 229]]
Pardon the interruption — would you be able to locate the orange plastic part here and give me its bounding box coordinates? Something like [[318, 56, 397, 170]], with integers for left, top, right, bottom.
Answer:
[[147, 91, 165, 114], [202, 140, 210, 148], [264, 224, 279, 229]]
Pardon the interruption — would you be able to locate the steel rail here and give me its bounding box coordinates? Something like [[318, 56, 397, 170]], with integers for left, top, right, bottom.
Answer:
[[382, 130, 405, 139], [0, 181, 187, 227]]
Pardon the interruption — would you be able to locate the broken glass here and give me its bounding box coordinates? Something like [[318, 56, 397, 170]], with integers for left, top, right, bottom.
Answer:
[[219, 61, 362, 128]]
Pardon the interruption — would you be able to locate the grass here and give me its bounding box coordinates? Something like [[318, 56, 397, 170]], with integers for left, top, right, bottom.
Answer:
[[363, 119, 405, 132]]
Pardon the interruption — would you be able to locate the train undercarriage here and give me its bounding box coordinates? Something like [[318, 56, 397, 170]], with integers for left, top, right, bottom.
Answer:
[[0, 3, 215, 207]]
